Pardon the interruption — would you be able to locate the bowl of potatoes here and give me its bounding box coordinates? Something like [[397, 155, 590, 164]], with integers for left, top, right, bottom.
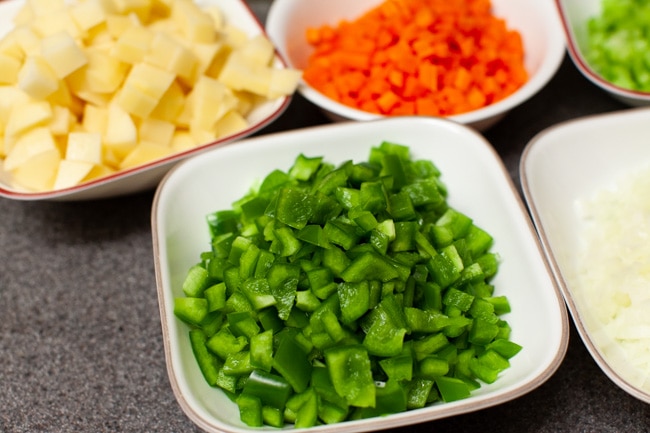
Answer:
[[0, 0, 300, 201]]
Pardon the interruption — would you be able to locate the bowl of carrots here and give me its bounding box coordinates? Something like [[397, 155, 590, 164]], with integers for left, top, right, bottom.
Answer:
[[266, 0, 566, 131]]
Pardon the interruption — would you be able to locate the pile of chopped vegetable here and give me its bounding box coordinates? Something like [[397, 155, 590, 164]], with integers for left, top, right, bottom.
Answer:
[[302, 0, 527, 116], [585, 0, 650, 92], [573, 166, 650, 389], [174, 142, 521, 428]]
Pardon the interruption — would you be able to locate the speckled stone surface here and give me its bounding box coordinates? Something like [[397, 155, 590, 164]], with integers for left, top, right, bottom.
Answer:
[[2, 1, 650, 432]]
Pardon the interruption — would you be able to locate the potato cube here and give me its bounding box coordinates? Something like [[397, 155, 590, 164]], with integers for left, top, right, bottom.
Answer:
[[18, 56, 60, 99], [53, 159, 94, 190], [69, 0, 107, 33], [170, 130, 196, 152], [4, 100, 53, 138], [119, 141, 173, 169], [40, 32, 88, 79], [267, 68, 302, 99], [81, 46, 129, 94], [11, 148, 61, 192], [0, 53, 22, 85], [138, 117, 175, 146], [186, 41, 224, 84], [11, 26, 42, 58], [188, 75, 238, 132], [106, 13, 140, 39], [81, 104, 108, 133], [150, 80, 185, 122], [214, 110, 248, 139], [145, 31, 198, 81], [31, 8, 82, 39], [238, 34, 275, 67], [24, 0, 66, 16], [85, 163, 115, 181], [66, 131, 102, 164], [111, 25, 153, 64], [103, 103, 137, 159], [0, 86, 30, 135], [116, 62, 175, 118], [48, 105, 74, 136], [112, 0, 154, 24], [218, 52, 271, 96], [171, 0, 216, 43], [4, 126, 59, 171], [12, 4, 34, 26]]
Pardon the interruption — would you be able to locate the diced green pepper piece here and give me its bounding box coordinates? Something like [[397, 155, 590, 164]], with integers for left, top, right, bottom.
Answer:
[[242, 369, 293, 409], [182, 264, 210, 297], [204, 282, 227, 312], [206, 327, 248, 360], [406, 378, 435, 409], [189, 329, 221, 386], [338, 281, 370, 324], [289, 154, 323, 181], [237, 393, 263, 427], [273, 335, 312, 393], [324, 345, 376, 408], [174, 297, 208, 326], [250, 329, 274, 372], [435, 376, 470, 402]]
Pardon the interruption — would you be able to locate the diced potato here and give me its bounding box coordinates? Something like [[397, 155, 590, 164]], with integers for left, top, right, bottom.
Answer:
[[145, 31, 197, 81], [111, 25, 153, 64], [0, 53, 22, 85], [119, 141, 173, 169], [150, 80, 185, 122], [69, 0, 107, 34], [170, 130, 196, 152], [171, 0, 216, 43], [11, 148, 61, 191], [18, 56, 60, 99], [116, 62, 175, 118], [103, 103, 137, 160], [48, 105, 75, 136], [112, 0, 154, 24], [66, 131, 102, 164], [0, 0, 301, 192], [11, 26, 42, 58], [81, 104, 108, 133], [40, 32, 88, 79], [4, 126, 58, 171], [238, 34, 275, 67], [267, 68, 303, 99], [31, 8, 82, 39], [53, 159, 94, 190], [214, 110, 248, 139], [188, 75, 238, 132], [139, 117, 175, 146], [4, 100, 53, 139], [218, 52, 272, 96]]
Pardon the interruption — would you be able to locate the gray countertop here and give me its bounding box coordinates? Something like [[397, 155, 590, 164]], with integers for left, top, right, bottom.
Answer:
[[2, 1, 650, 432]]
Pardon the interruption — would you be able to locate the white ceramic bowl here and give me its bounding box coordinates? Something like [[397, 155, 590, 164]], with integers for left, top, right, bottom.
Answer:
[[265, 0, 566, 131], [556, 0, 650, 106], [0, 0, 292, 201], [520, 107, 650, 404], [152, 116, 569, 432]]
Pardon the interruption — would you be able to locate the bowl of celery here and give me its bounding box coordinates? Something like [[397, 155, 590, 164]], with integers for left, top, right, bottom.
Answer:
[[556, 0, 650, 106], [152, 116, 569, 432]]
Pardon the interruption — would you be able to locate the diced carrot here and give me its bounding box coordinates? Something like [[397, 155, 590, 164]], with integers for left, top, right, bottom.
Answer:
[[303, 0, 528, 117]]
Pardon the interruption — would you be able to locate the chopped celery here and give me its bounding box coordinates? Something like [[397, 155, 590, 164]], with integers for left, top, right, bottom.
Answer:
[[173, 142, 520, 428], [584, 0, 650, 91]]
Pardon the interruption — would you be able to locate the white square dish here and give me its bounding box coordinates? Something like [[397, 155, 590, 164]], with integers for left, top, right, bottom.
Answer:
[[152, 116, 569, 432], [521, 107, 650, 404]]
